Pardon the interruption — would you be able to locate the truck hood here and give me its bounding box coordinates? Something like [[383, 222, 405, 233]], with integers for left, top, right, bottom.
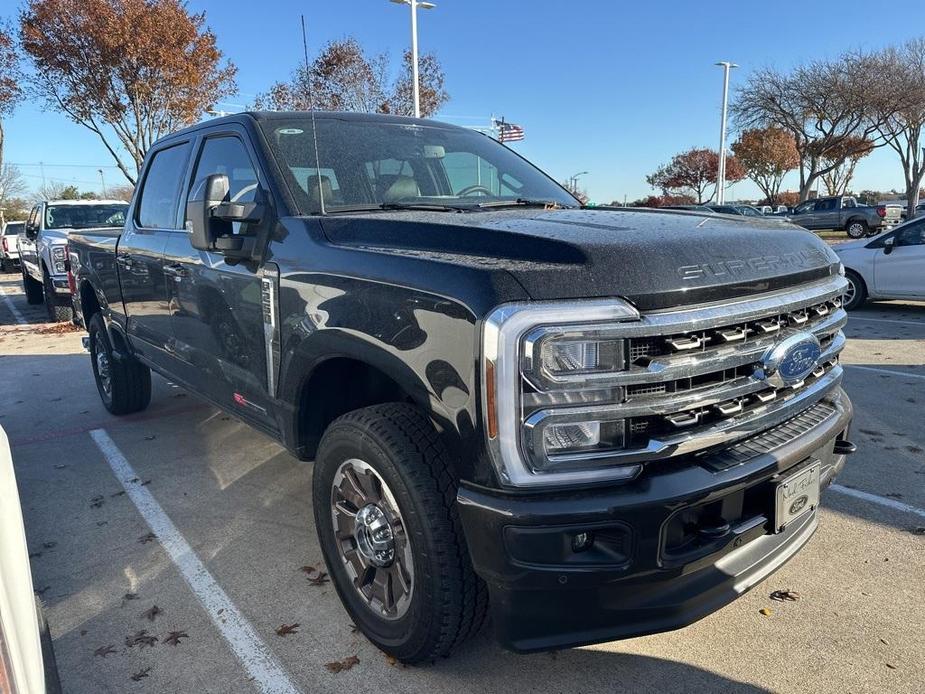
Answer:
[[320, 208, 840, 310]]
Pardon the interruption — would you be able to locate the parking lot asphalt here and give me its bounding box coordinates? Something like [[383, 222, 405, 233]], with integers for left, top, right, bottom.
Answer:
[[1, 271, 923, 694]]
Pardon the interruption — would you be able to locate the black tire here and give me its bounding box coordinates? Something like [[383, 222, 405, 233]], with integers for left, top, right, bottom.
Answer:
[[313, 403, 488, 663], [844, 270, 867, 311], [43, 272, 73, 322], [88, 313, 151, 415], [846, 219, 868, 239], [22, 267, 44, 304]]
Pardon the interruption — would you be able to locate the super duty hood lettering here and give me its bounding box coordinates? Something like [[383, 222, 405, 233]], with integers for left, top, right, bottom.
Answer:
[[678, 249, 831, 282]]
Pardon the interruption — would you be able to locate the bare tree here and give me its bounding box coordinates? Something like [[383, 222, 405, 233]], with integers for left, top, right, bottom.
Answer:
[[732, 53, 890, 201], [0, 22, 22, 169], [0, 163, 27, 207], [820, 136, 873, 195], [255, 38, 448, 118], [871, 39, 925, 216], [20, 0, 237, 184]]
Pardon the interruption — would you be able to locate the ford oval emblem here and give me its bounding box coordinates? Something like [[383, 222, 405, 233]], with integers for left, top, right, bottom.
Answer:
[[789, 495, 809, 515], [759, 332, 822, 388]]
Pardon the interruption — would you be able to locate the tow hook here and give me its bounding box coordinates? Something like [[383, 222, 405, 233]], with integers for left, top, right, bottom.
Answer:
[[81, 336, 90, 352], [833, 439, 857, 455]]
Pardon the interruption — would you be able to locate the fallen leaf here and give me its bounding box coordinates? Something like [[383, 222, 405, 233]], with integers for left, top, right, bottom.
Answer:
[[42, 541, 57, 549], [142, 605, 162, 622], [759, 608, 772, 617], [138, 532, 157, 544], [275, 623, 299, 637], [880, 638, 890, 645], [53, 464, 67, 469], [144, 435, 157, 441], [163, 630, 189, 646], [325, 655, 360, 673], [130, 667, 151, 682], [307, 571, 329, 586], [126, 630, 158, 648], [348, 623, 359, 634], [886, 663, 897, 670], [140, 479, 151, 486], [770, 590, 801, 602], [89, 495, 104, 509], [385, 654, 397, 666], [94, 644, 117, 658], [80, 630, 88, 637], [299, 565, 316, 575], [110, 490, 125, 497]]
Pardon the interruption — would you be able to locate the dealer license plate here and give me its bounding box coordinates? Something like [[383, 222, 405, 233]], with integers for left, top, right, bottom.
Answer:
[[775, 462, 820, 532]]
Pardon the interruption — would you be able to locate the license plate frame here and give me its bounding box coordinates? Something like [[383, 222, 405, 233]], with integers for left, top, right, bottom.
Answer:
[[774, 462, 821, 533]]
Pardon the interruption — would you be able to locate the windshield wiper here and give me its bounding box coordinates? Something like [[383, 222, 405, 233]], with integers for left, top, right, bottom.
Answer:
[[474, 198, 576, 210], [325, 202, 470, 214]]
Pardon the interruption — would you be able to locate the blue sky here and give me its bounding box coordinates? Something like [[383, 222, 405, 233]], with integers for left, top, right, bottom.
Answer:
[[5, 0, 925, 203]]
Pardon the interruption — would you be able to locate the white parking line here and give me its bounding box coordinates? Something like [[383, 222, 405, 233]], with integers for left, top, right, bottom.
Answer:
[[830, 484, 925, 520], [845, 364, 925, 380], [89, 429, 300, 694], [848, 316, 925, 327], [0, 285, 27, 325]]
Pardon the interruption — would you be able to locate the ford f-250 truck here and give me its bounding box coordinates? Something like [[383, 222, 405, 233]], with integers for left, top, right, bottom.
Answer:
[[19, 199, 128, 321], [68, 112, 855, 663]]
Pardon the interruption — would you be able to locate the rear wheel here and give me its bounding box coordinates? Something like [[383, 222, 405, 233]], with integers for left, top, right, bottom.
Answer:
[[844, 270, 867, 310], [88, 313, 151, 414], [22, 267, 44, 304], [43, 272, 73, 322], [313, 403, 487, 663], [846, 219, 868, 239]]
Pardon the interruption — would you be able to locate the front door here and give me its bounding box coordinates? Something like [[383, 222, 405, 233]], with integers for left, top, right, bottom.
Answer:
[[812, 198, 839, 230], [165, 132, 275, 428], [790, 200, 816, 229], [118, 141, 192, 369], [873, 222, 925, 298]]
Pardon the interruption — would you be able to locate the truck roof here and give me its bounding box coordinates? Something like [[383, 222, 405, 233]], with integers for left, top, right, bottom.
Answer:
[[164, 110, 469, 142], [43, 199, 129, 206]]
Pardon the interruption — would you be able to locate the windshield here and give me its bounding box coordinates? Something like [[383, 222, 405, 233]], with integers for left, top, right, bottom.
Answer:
[[3, 223, 23, 235], [259, 116, 578, 214], [45, 204, 127, 230]]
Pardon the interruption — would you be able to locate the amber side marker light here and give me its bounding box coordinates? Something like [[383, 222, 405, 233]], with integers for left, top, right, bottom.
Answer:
[[485, 360, 498, 439]]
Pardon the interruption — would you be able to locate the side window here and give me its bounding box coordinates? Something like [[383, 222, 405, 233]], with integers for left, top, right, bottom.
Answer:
[[895, 223, 925, 247], [814, 199, 835, 212], [793, 201, 814, 214], [137, 143, 191, 229], [189, 136, 258, 204]]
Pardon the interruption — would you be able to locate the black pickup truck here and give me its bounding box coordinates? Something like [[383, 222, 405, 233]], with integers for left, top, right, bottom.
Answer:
[[68, 112, 855, 662]]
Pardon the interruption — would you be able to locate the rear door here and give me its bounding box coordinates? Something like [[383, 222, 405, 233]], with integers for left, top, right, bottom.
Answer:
[[873, 221, 925, 298], [163, 129, 276, 427], [118, 140, 192, 370]]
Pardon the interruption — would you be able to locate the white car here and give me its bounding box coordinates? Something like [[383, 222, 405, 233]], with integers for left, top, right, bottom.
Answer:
[[834, 219, 925, 309], [0, 425, 61, 693]]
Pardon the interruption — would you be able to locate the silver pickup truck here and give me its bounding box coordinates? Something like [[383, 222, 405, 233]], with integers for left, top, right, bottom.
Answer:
[[788, 195, 901, 238], [18, 200, 128, 321]]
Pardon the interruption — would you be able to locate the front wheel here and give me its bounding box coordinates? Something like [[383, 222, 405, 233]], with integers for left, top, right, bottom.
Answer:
[[88, 313, 151, 414], [846, 219, 868, 239], [43, 273, 72, 322], [844, 270, 867, 310], [313, 404, 487, 663], [22, 267, 44, 304]]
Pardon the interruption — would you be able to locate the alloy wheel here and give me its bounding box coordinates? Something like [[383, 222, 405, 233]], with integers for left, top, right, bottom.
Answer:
[[330, 458, 414, 620]]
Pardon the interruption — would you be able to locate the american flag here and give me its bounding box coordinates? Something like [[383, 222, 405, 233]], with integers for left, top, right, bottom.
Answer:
[[497, 120, 525, 142]]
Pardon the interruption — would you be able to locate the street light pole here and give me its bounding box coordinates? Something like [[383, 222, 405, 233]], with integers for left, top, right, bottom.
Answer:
[[98, 169, 106, 198], [391, 0, 436, 118], [715, 61, 738, 205], [570, 171, 589, 195]]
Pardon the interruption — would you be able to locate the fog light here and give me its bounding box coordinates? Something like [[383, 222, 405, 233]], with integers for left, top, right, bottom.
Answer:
[[572, 531, 593, 552], [544, 421, 601, 452]]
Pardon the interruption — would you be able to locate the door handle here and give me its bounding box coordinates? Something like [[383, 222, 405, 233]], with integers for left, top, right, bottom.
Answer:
[[163, 263, 189, 280]]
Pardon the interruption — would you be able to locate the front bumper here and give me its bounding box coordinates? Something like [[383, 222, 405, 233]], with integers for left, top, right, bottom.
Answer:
[[458, 388, 852, 652]]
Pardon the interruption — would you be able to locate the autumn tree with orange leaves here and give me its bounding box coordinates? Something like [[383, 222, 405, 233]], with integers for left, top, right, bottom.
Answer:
[[646, 148, 745, 204], [0, 23, 21, 169], [20, 0, 237, 184], [732, 127, 799, 206]]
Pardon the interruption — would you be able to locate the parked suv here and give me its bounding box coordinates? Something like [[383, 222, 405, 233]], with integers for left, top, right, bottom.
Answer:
[[1, 221, 24, 271], [69, 112, 854, 662], [19, 200, 128, 320]]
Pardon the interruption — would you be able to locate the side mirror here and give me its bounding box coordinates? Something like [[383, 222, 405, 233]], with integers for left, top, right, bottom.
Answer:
[[185, 174, 265, 256], [25, 222, 38, 240], [883, 237, 895, 255]]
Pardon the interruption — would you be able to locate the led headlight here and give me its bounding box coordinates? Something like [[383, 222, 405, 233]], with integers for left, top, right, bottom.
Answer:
[[52, 246, 66, 261], [54, 261, 67, 273], [483, 298, 642, 488]]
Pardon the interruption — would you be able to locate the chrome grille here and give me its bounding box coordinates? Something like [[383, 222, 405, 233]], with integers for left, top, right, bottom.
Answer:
[[523, 276, 848, 466]]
